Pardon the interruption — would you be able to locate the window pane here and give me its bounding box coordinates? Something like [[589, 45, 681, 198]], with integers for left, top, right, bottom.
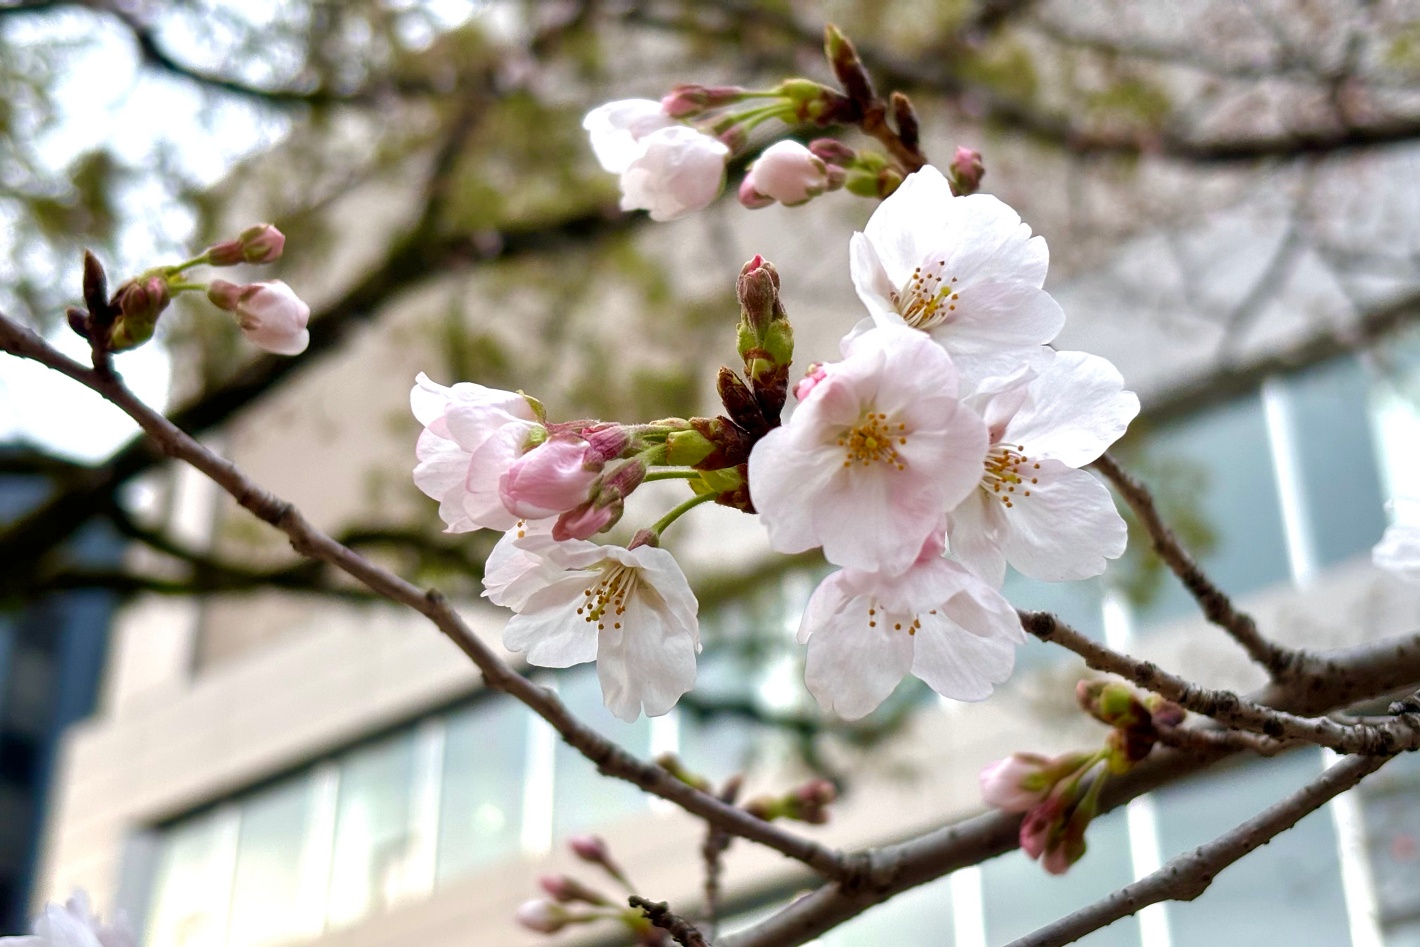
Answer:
[[552, 667, 651, 838], [326, 732, 418, 928], [1359, 752, 1420, 938], [145, 808, 237, 947], [1284, 359, 1387, 567], [1152, 750, 1349, 946], [821, 874, 954, 946], [1132, 395, 1290, 630], [227, 774, 321, 947], [981, 808, 1139, 947], [436, 699, 527, 883], [1002, 570, 1104, 673]]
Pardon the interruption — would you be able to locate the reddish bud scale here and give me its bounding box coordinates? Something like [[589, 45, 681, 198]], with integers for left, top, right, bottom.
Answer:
[[711, 463, 754, 513], [687, 416, 753, 470], [717, 368, 768, 437]]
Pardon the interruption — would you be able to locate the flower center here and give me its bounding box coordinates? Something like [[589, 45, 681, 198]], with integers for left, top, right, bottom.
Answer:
[[891, 258, 959, 331], [865, 599, 938, 635], [576, 563, 639, 631], [839, 411, 908, 470], [982, 442, 1040, 508]]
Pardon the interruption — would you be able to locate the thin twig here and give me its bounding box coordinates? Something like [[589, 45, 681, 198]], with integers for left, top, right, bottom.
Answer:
[[1023, 610, 1420, 754], [1003, 753, 1393, 947], [0, 312, 854, 884], [1092, 452, 1304, 679], [630, 896, 711, 947], [702, 775, 743, 940]]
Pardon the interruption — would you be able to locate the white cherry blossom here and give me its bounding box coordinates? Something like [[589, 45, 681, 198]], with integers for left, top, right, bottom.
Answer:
[[1373, 500, 1420, 582], [411, 372, 540, 533], [948, 350, 1138, 585], [849, 165, 1064, 382], [582, 99, 676, 173], [490, 534, 700, 722], [799, 533, 1023, 719], [748, 324, 988, 576], [618, 125, 729, 221], [1, 893, 132, 947]]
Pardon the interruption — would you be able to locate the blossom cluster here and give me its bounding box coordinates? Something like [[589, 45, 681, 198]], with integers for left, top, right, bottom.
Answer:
[[414, 101, 1139, 724], [748, 165, 1139, 718]]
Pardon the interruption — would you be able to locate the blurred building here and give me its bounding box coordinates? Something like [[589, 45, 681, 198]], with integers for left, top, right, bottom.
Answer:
[[0, 466, 117, 934]]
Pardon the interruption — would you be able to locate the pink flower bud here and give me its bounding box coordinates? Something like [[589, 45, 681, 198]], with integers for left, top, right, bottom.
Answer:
[[949, 146, 985, 196], [793, 363, 826, 401], [979, 753, 1054, 813], [660, 84, 747, 118], [500, 436, 600, 519], [580, 423, 632, 464], [553, 501, 620, 541], [741, 141, 831, 207], [808, 138, 856, 167], [209, 280, 310, 355], [515, 899, 568, 934], [738, 176, 776, 209], [237, 223, 285, 264], [538, 874, 609, 906], [568, 834, 610, 864]]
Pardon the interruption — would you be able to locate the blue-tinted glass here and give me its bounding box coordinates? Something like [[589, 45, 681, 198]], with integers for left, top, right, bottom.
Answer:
[[1002, 570, 1105, 673], [1360, 752, 1420, 934], [553, 667, 651, 837], [1133, 395, 1290, 630], [326, 731, 418, 927], [822, 874, 954, 946], [981, 808, 1139, 946], [437, 698, 527, 882], [1284, 359, 1387, 567], [1153, 750, 1349, 946]]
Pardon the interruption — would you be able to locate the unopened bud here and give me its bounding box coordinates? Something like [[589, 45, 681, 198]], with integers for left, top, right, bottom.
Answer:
[[823, 25, 873, 106], [82, 250, 111, 328], [738, 176, 776, 209], [207, 223, 286, 266], [581, 423, 633, 464], [515, 899, 568, 934], [1077, 680, 1151, 730], [717, 369, 766, 437], [808, 138, 856, 167], [656, 753, 712, 792], [109, 276, 171, 351], [66, 307, 91, 340], [664, 428, 716, 467], [736, 256, 783, 337], [554, 500, 621, 541], [568, 834, 610, 864], [948, 146, 985, 196], [539, 874, 611, 906], [889, 92, 921, 154], [206, 279, 244, 311], [660, 84, 748, 118]]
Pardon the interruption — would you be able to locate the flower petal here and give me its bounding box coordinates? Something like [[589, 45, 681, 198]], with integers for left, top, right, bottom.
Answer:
[[1006, 351, 1140, 468], [800, 574, 914, 719], [998, 461, 1127, 581], [502, 574, 602, 668]]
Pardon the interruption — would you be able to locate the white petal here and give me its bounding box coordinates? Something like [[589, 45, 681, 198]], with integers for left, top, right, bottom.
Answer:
[[502, 574, 601, 667], [939, 194, 1049, 289], [848, 232, 907, 326], [596, 591, 698, 721], [1006, 351, 1140, 468], [934, 280, 1064, 354], [911, 613, 1018, 701], [482, 523, 561, 609], [999, 461, 1127, 581], [861, 166, 958, 285], [582, 99, 673, 173], [747, 428, 844, 555], [947, 491, 1009, 587], [800, 577, 914, 719], [1374, 522, 1420, 582]]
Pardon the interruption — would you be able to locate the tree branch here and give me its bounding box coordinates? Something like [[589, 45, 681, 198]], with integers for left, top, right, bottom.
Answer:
[[630, 896, 711, 947], [1023, 610, 1420, 754], [1091, 452, 1303, 679], [0, 310, 855, 885], [1003, 753, 1393, 947]]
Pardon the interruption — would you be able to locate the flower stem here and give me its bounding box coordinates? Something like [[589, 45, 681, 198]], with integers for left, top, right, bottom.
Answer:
[[649, 491, 716, 537], [163, 254, 211, 276], [644, 470, 701, 482], [167, 281, 208, 294]]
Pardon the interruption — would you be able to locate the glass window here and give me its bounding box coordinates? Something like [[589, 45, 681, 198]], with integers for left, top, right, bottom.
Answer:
[[325, 731, 419, 928], [1359, 752, 1420, 938], [227, 773, 323, 947], [436, 699, 527, 883], [145, 807, 238, 947], [981, 807, 1139, 946], [552, 668, 652, 838], [821, 873, 955, 946], [1152, 750, 1349, 946], [1283, 359, 1387, 567], [1129, 394, 1291, 630], [1002, 570, 1105, 673]]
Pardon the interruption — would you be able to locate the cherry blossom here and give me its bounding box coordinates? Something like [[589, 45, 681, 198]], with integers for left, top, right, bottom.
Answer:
[[1373, 500, 1420, 582], [948, 350, 1138, 585], [0, 893, 132, 947], [748, 324, 988, 575], [488, 532, 699, 721], [797, 533, 1023, 719], [582, 99, 676, 173], [208, 279, 310, 355], [617, 125, 729, 221], [499, 435, 601, 519], [848, 165, 1064, 382], [411, 373, 540, 533], [740, 140, 832, 207]]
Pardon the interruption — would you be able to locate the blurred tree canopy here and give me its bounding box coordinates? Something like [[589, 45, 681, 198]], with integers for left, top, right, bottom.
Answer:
[[4, 0, 1420, 755]]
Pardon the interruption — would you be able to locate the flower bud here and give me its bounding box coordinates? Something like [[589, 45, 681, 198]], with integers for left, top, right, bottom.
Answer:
[[794, 363, 826, 401], [500, 435, 600, 519], [822, 25, 873, 107], [568, 834, 610, 864], [660, 84, 748, 118], [741, 140, 833, 207], [208, 279, 310, 355], [108, 276, 170, 351], [949, 146, 985, 196], [581, 423, 633, 464], [664, 428, 717, 467], [979, 751, 1095, 813], [554, 501, 620, 541], [655, 753, 711, 792], [515, 899, 568, 934], [1076, 680, 1151, 730], [808, 138, 856, 167], [208, 223, 286, 266], [736, 256, 783, 336], [539, 874, 610, 906], [738, 176, 776, 209]]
